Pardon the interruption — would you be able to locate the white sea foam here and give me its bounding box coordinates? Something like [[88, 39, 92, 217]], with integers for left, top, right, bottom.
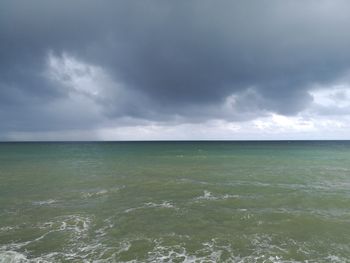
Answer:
[[32, 199, 57, 206], [57, 215, 92, 235], [95, 217, 114, 238], [145, 201, 175, 209], [0, 215, 347, 263], [0, 214, 94, 261], [1, 233, 347, 263], [196, 190, 217, 200], [140, 234, 350, 263], [144, 238, 281, 263], [124, 201, 176, 213], [82, 189, 108, 198], [0, 250, 65, 263], [81, 185, 125, 198], [0, 226, 19, 232], [326, 255, 348, 263], [194, 190, 239, 201], [0, 251, 28, 263]]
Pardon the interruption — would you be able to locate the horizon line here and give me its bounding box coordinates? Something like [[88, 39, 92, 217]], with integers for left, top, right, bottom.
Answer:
[[1, 139, 350, 143]]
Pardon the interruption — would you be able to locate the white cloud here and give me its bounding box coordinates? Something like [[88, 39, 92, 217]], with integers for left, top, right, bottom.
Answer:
[[46, 51, 120, 100], [310, 84, 350, 108]]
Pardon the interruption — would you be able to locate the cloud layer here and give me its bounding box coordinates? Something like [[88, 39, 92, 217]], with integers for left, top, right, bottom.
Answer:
[[1, 0, 350, 140]]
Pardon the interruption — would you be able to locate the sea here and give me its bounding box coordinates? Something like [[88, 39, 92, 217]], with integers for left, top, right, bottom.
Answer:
[[1, 141, 350, 262]]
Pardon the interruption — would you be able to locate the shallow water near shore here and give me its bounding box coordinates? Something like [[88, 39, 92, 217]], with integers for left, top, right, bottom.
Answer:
[[1, 141, 350, 262]]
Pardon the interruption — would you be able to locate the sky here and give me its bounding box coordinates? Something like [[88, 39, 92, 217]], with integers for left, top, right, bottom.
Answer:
[[1, 0, 350, 140]]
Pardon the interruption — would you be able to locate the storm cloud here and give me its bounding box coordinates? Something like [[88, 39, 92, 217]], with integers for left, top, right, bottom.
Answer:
[[1, 0, 350, 139]]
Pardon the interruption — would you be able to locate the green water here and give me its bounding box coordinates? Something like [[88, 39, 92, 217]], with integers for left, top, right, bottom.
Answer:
[[1, 141, 350, 262]]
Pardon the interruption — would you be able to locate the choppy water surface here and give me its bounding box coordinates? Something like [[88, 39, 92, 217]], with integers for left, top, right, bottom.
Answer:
[[1, 141, 350, 262]]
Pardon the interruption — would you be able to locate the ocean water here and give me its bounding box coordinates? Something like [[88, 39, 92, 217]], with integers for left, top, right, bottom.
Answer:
[[1, 141, 350, 262]]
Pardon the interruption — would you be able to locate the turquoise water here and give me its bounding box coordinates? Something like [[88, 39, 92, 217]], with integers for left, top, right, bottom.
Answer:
[[1, 141, 350, 262]]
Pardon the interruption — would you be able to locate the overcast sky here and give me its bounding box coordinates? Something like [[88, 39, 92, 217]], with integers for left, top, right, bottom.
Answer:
[[1, 0, 350, 140]]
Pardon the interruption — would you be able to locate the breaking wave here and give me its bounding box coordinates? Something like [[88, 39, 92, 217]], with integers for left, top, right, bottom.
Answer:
[[194, 190, 239, 201], [124, 201, 176, 213]]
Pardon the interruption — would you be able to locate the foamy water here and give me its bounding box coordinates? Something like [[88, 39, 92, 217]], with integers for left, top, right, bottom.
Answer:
[[1, 141, 350, 262], [194, 190, 239, 201]]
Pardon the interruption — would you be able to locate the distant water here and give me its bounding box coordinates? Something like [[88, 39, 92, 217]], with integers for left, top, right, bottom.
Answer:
[[1, 141, 350, 262]]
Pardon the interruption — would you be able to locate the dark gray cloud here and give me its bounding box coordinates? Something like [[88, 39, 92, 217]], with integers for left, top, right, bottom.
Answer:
[[1, 0, 350, 137]]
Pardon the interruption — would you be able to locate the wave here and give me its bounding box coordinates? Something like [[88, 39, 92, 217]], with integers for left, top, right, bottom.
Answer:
[[194, 190, 239, 201], [81, 185, 126, 199], [1, 229, 348, 263], [124, 201, 176, 213], [32, 199, 57, 206]]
